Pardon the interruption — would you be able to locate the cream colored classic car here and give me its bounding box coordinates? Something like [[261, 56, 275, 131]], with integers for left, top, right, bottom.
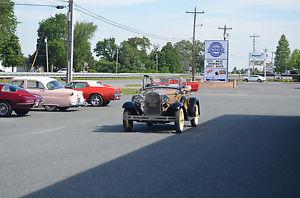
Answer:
[[10, 77, 85, 111]]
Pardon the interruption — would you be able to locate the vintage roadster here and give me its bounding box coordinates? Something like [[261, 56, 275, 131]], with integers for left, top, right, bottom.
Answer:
[[122, 76, 200, 133]]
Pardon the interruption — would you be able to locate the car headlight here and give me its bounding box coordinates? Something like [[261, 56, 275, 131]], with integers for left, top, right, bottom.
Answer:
[[162, 95, 170, 104], [131, 94, 144, 103]]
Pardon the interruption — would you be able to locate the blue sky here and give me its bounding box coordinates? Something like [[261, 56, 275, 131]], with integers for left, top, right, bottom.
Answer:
[[14, 0, 300, 70]]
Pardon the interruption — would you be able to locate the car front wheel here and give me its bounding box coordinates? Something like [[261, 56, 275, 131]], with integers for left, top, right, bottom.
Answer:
[[123, 109, 133, 132], [15, 109, 30, 116], [175, 108, 184, 133], [191, 105, 200, 127], [44, 105, 58, 112], [103, 101, 110, 106], [0, 101, 12, 117], [89, 94, 104, 107]]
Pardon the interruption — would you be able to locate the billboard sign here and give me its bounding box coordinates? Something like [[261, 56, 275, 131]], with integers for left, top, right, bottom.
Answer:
[[204, 40, 229, 81], [249, 52, 266, 66]]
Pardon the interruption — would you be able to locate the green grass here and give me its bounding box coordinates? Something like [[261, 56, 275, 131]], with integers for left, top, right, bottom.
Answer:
[[122, 88, 140, 95], [0, 79, 10, 83], [267, 79, 295, 83]]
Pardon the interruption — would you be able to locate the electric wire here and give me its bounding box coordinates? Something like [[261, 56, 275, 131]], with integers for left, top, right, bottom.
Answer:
[[5, 1, 187, 41], [74, 4, 186, 41]]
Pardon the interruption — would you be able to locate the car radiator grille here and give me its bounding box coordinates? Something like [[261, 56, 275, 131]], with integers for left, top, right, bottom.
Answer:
[[144, 92, 161, 115]]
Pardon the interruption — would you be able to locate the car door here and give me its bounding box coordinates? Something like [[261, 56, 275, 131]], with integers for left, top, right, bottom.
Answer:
[[25, 80, 50, 103], [249, 75, 256, 82]]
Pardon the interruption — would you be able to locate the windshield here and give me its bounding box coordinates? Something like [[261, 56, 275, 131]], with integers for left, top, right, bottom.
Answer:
[[2, 84, 23, 92], [46, 81, 64, 90], [144, 84, 181, 90], [89, 81, 104, 87]]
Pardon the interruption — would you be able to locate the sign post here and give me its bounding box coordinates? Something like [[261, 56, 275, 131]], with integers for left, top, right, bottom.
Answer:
[[204, 40, 229, 82]]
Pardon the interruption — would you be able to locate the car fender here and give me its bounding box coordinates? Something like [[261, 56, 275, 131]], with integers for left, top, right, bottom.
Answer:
[[180, 96, 188, 111], [188, 97, 200, 115], [166, 102, 187, 119], [122, 101, 142, 115]]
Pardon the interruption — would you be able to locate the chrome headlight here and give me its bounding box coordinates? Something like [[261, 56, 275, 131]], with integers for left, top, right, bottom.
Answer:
[[162, 95, 170, 104], [131, 94, 144, 103]]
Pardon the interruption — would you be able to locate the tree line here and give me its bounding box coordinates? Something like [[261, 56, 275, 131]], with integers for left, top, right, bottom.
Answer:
[[30, 14, 204, 73], [274, 34, 300, 74]]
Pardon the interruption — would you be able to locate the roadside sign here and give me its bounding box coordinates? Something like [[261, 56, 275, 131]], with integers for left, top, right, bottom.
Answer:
[[249, 52, 266, 66], [204, 40, 229, 82]]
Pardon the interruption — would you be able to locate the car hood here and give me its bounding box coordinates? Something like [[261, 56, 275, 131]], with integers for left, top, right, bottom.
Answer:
[[144, 88, 177, 96]]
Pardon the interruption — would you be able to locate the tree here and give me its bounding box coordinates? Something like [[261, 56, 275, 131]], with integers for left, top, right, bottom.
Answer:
[[274, 34, 291, 73], [33, 14, 68, 71], [74, 21, 97, 71], [0, 0, 24, 68], [94, 38, 117, 62], [174, 40, 204, 73], [1, 34, 24, 67], [289, 49, 300, 73], [118, 37, 151, 72], [160, 42, 182, 73], [34, 14, 97, 71]]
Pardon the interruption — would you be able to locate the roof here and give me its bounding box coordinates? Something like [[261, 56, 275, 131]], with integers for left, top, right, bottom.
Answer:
[[69, 80, 105, 87], [70, 80, 97, 83], [12, 76, 58, 85]]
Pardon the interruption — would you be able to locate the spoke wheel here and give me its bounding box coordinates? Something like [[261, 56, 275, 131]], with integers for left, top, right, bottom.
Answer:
[[90, 94, 104, 107], [15, 109, 30, 116], [44, 105, 58, 112], [191, 105, 199, 127], [123, 109, 133, 132], [175, 108, 184, 133], [0, 101, 12, 117]]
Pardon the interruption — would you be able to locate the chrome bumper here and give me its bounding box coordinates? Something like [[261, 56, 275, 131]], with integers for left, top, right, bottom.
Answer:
[[123, 114, 175, 122]]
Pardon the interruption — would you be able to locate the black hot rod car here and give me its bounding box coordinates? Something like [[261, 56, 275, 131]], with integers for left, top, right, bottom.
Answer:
[[122, 75, 200, 133]]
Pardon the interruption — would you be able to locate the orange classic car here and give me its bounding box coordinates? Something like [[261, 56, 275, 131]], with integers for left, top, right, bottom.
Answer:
[[65, 80, 122, 107]]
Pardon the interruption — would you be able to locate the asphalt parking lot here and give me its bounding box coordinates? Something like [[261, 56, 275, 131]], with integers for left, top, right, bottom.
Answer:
[[1, 82, 300, 198]]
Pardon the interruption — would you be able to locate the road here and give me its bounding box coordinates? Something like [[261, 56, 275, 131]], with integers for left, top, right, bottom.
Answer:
[[1, 82, 300, 198]]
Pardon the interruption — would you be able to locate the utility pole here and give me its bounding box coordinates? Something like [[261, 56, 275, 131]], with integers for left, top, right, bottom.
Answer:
[[67, 0, 74, 83], [156, 53, 158, 73], [218, 25, 232, 40], [249, 34, 260, 75], [115, 47, 118, 73], [45, 37, 49, 72], [186, 6, 204, 81], [263, 48, 268, 79], [271, 51, 275, 64], [250, 34, 259, 52]]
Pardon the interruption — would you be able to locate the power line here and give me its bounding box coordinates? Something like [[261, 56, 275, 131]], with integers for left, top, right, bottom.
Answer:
[[74, 4, 185, 41], [6, 1, 186, 41], [0, 1, 66, 9]]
